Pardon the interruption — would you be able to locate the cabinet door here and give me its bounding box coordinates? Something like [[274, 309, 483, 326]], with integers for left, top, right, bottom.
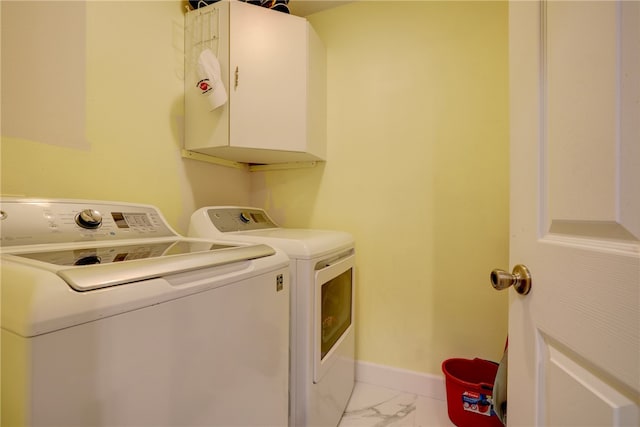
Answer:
[[229, 2, 307, 152]]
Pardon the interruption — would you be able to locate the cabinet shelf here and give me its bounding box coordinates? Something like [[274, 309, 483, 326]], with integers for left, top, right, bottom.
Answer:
[[181, 149, 320, 172]]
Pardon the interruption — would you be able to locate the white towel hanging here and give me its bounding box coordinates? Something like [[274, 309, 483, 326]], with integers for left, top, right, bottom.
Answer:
[[196, 48, 227, 111]]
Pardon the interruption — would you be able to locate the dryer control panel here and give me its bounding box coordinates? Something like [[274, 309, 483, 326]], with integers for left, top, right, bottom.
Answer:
[[206, 207, 278, 233], [0, 198, 176, 247]]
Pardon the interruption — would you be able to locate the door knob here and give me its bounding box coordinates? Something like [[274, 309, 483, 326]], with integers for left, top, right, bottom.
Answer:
[[490, 264, 532, 295]]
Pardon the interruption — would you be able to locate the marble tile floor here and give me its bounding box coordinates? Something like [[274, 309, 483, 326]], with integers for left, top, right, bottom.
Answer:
[[338, 382, 456, 427]]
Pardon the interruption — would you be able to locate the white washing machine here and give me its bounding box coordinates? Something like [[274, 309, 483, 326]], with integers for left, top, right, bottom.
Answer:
[[0, 198, 290, 427], [189, 207, 356, 427]]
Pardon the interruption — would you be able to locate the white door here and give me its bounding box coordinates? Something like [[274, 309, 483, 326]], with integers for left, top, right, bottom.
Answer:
[[507, 1, 639, 426]]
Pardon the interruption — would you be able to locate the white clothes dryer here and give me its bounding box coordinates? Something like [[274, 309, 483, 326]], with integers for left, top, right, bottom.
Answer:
[[189, 207, 356, 427], [0, 198, 290, 427]]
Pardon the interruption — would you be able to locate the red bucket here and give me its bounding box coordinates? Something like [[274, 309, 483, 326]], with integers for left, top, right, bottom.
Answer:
[[441, 358, 504, 427]]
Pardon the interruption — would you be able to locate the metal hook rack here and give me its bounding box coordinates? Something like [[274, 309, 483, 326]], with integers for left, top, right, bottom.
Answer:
[[187, 4, 220, 69]]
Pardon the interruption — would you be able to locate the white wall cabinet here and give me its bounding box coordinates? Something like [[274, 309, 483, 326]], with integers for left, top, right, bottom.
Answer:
[[185, 0, 326, 165]]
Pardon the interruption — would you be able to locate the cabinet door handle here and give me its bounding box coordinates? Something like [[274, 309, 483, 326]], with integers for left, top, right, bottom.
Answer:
[[234, 66, 239, 90]]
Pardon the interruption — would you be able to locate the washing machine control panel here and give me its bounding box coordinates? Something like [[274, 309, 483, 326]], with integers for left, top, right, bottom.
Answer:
[[206, 207, 278, 233], [0, 199, 177, 247]]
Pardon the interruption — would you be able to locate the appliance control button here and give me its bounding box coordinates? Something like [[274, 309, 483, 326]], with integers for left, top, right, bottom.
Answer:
[[75, 209, 103, 229], [74, 255, 101, 265], [239, 212, 251, 223]]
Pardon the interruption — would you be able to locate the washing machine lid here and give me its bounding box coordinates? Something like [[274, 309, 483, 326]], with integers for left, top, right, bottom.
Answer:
[[6, 239, 275, 291], [0, 199, 290, 338]]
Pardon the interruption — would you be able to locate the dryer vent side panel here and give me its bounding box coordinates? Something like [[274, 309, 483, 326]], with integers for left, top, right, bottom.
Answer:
[[185, 1, 231, 153]]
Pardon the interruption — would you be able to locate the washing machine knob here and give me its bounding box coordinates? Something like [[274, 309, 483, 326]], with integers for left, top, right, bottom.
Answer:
[[74, 255, 101, 265], [76, 209, 103, 229], [239, 212, 252, 224]]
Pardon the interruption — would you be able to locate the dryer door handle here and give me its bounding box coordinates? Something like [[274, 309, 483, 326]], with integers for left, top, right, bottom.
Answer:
[[314, 248, 355, 271]]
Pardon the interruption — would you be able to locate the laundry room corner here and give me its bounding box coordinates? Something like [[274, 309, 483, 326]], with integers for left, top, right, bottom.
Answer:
[[250, 0, 510, 382], [250, 161, 326, 227]]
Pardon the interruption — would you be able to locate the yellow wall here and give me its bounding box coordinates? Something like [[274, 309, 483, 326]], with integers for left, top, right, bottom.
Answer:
[[251, 1, 510, 374], [1, 1, 249, 233], [2, 0, 509, 378]]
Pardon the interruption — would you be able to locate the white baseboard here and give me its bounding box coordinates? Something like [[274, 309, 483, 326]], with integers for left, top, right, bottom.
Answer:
[[355, 360, 447, 401]]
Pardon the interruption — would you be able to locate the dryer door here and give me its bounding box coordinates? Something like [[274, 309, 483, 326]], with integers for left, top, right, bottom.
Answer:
[[313, 251, 355, 383]]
